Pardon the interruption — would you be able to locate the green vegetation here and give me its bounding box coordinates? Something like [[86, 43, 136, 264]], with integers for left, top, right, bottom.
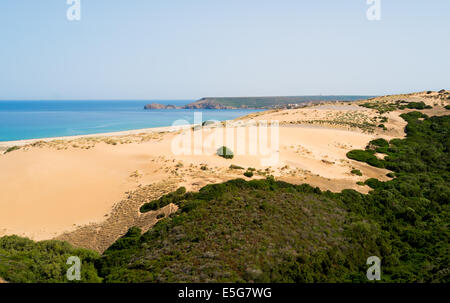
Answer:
[[361, 100, 432, 114], [291, 120, 376, 133], [196, 96, 372, 109], [4, 146, 20, 154], [0, 111, 448, 283], [346, 138, 390, 167], [217, 146, 234, 159], [229, 164, 244, 170], [243, 171, 254, 178], [445, 105, 450, 110], [202, 120, 216, 127], [347, 149, 384, 168], [404, 102, 432, 110], [140, 187, 186, 213], [367, 138, 389, 153], [351, 169, 362, 176], [360, 102, 398, 114], [0, 236, 101, 283]]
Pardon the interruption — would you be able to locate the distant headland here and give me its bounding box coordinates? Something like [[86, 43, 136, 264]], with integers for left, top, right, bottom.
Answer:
[[144, 95, 375, 110]]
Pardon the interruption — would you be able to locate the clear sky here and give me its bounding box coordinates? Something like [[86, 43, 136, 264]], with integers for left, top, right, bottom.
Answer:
[[0, 0, 449, 100]]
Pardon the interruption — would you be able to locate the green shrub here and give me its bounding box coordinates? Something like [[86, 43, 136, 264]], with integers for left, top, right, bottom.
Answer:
[[4, 146, 20, 154], [364, 178, 384, 189], [140, 187, 186, 213], [406, 102, 431, 110], [347, 150, 384, 168], [244, 171, 254, 178], [217, 146, 234, 159], [369, 138, 389, 148], [351, 169, 362, 176], [202, 120, 216, 127], [229, 164, 244, 170]]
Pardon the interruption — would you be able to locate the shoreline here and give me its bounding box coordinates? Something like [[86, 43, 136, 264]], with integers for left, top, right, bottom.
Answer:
[[0, 101, 375, 148], [0, 109, 268, 149], [0, 124, 196, 149]]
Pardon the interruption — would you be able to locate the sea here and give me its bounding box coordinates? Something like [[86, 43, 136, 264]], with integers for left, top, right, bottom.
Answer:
[[0, 100, 260, 142]]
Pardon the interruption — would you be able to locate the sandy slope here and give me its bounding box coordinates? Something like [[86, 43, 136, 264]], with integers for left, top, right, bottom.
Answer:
[[2, 93, 446, 249]]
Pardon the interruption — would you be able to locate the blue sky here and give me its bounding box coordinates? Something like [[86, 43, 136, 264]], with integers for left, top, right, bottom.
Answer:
[[0, 0, 449, 100]]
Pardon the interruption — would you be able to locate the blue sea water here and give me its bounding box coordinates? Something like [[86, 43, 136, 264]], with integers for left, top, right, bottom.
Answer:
[[0, 101, 259, 142]]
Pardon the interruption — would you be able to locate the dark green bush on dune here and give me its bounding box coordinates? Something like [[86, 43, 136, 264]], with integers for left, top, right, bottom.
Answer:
[[351, 169, 362, 176], [4, 146, 20, 154], [404, 102, 432, 110], [243, 171, 254, 178], [347, 149, 385, 168], [140, 187, 186, 213], [217, 146, 234, 159]]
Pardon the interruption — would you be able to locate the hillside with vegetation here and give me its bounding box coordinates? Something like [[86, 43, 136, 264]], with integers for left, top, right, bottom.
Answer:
[[0, 111, 448, 283], [186, 96, 373, 109], [0, 236, 101, 283]]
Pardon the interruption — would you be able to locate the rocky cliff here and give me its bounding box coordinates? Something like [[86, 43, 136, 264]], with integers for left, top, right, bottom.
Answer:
[[143, 103, 180, 110], [144, 99, 233, 110]]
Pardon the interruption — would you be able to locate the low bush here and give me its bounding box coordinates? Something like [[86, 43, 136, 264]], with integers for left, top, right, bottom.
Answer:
[[346, 150, 384, 168], [140, 187, 186, 213], [351, 169, 362, 176], [229, 164, 244, 170], [244, 171, 254, 178], [4, 146, 20, 154], [405, 102, 432, 110], [217, 146, 234, 159]]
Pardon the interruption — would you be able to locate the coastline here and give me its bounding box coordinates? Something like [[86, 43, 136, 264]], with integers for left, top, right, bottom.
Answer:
[[3, 97, 434, 243], [0, 124, 195, 150]]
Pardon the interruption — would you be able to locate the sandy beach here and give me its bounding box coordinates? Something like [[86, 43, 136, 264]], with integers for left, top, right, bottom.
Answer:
[[3, 97, 442, 251]]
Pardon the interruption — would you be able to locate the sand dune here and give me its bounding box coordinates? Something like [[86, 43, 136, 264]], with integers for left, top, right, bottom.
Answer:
[[0, 100, 423, 247]]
